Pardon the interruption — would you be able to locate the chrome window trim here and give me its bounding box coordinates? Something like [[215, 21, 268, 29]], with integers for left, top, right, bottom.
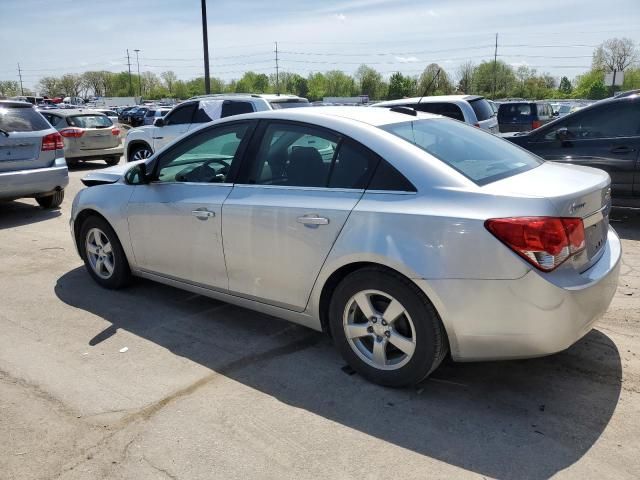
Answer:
[[230, 183, 365, 194]]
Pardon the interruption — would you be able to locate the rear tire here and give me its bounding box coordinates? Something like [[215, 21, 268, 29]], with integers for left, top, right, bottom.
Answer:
[[36, 190, 64, 209], [66, 158, 79, 168], [329, 267, 448, 387], [79, 216, 131, 289], [105, 156, 121, 166]]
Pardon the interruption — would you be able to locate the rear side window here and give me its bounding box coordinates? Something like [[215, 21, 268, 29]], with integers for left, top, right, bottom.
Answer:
[[413, 102, 465, 122], [67, 115, 113, 128], [469, 98, 495, 121], [0, 106, 51, 132], [368, 159, 416, 192], [165, 103, 197, 125], [221, 101, 254, 118], [381, 118, 541, 185], [328, 140, 378, 189]]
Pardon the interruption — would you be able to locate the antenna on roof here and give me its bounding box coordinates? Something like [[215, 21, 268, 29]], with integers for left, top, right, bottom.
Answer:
[[417, 68, 441, 105]]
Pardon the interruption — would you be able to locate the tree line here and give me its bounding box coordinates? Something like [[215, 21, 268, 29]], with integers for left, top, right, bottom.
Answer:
[[1, 37, 638, 102]]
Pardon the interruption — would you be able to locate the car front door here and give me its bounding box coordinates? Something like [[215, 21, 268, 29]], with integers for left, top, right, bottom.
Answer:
[[153, 102, 198, 151], [126, 120, 255, 289], [222, 121, 378, 311], [527, 101, 640, 198]]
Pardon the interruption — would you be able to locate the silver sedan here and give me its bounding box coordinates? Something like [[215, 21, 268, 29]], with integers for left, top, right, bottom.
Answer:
[[70, 107, 621, 386]]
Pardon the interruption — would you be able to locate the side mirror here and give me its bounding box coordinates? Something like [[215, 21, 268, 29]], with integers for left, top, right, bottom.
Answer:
[[154, 118, 165, 127], [552, 111, 559, 117], [555, 127, 570, 141], [125, 162, 151, 185]]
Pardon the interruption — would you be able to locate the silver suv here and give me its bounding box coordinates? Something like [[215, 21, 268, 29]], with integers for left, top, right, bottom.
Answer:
[[373, 95, 499, 133], [0, 101, 68, 208]]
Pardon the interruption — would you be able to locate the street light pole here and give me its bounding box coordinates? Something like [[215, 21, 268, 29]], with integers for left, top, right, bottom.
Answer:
[[134, 49, 142, 98], [201, 0, 211, 94]]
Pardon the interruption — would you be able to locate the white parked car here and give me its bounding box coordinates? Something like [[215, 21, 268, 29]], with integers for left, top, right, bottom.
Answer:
[[124, 94, 309, 162], [71, 107, 620, 386]]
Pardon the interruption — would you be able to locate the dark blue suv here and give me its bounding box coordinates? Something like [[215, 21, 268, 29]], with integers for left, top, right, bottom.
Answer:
[[498, 101, 554, 133]]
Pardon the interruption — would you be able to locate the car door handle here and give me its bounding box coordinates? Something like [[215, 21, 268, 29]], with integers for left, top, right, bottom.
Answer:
[[192, 209, 215, 220], [297, 215, 329, 226], [610, 146, 635, 154], [152, 136, 164, 139]]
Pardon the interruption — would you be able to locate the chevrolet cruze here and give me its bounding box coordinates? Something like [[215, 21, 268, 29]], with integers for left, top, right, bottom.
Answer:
[[70, 107, 621, 386]]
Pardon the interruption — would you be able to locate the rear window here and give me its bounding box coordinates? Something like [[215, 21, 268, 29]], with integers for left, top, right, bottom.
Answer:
[[499, 103, 532, 118], [221, 101, 254, 117], [381, 118, 541, 185], [0, 106, 51, 132], [413, 102, 465, 122], [67, 115, 113, 128], [469, 98, 495, 121], [269, 99, 310, 109]]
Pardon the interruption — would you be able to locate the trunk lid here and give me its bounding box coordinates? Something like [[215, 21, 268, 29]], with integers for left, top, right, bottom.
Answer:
[[485, 161, 611, 270], [77, 127, 119, 151], [0, 131, 54, 172]]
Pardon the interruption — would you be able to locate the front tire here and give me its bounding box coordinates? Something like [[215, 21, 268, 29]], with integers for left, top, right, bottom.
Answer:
[[36, 190, 64, 209], [128, 144, 153, 162], [329, 267, 448, 387], [79, 216, 131, 289]]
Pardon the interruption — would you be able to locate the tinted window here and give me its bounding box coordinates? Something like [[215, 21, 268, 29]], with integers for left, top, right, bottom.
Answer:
[[157, 123, 249, 183], [245, 123, 338, 187], [269, 99, 310, 109], [221, 101, 254, 118], [382, 118, 541, 185], [544, 101, 640, 140], [145, 110, 156, 117], [0, 106, 50, 132], [498, 103, 532, 118], [329, 140, 378, 189], [193, 106, 213, 123], [67, 115, 112, 128], [469, 98, 494, 121], [368, 159, 416, 192], [165, 103, 196, 125], [413, 102, 465, 122]]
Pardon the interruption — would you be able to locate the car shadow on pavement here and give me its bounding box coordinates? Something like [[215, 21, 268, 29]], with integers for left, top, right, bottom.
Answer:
[[55, 267, 622, 480], [67, 161, 114, 172], [0, 200, 61, 229], [611, 208, 640, 241]]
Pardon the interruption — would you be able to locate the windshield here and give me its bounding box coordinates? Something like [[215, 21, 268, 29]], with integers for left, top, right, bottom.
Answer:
[[381, 118, 541, 185], [68, 115, 113, 128]]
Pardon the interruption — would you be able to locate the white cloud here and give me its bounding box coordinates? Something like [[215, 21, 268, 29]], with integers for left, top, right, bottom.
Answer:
[[425, 9, 439, 17], [395, 56, 420, 63], [335, 13, 347, 22]]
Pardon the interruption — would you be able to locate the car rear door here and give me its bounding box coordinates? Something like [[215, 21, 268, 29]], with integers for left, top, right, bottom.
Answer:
[[153, 102, 197, 151], [526, 100, 640, 198], [0, 106, 55, 172], [222, 120, 378, 311], [126, 120, 255, 289]]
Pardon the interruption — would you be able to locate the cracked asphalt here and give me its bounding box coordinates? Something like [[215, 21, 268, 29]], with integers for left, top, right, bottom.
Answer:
[[1, 163, 639, 479]]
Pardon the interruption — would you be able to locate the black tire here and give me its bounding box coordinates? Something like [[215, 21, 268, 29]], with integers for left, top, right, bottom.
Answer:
[[36, 190, 64, 209], [128, 144, 153, 162], [329, 267, 448, 387], [105, 156, 121, 166], [79, 216, 131, 289], [66, 158, 79, 168]]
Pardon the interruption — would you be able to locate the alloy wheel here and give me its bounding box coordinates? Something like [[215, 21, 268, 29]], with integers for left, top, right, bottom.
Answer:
[[131, 148, 152, 161], [85, 228, 115, 279], [342, 289, 417, 370]]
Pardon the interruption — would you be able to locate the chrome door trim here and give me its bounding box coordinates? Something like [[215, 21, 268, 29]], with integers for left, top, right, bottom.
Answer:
[[231, 183, 365, 193]]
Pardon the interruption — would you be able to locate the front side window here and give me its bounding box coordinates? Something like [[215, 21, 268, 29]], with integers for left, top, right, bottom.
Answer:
[[382, 118, 541, 185], [156, 123, 250, 183], [245, 123, 338, 187], [544, 102, 640, 140], [165, 103, 196, 125]]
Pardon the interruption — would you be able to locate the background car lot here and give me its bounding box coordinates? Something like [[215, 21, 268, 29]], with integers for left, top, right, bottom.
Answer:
[[1, 163, 639, 479]]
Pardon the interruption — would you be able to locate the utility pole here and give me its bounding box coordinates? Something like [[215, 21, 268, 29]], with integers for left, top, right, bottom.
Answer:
[[134, 49, 142, 98], [17, 63, 24, 95], [492, 33, 498, 99], [201, 0, 211, 94], [275, 41, 280, 95], [126, 49, 133, 96]]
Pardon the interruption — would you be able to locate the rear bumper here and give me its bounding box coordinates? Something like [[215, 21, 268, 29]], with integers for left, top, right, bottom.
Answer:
[[417, 227, 621, 361], [66, 144, 124, 160], [499, 124, 529, 133], [0, 160, 69, 200]]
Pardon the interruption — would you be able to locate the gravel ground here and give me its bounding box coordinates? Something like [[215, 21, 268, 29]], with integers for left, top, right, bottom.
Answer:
[[1, 162, 639, 480]]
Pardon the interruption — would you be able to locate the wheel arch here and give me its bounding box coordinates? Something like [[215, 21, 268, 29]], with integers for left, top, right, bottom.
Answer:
[[126, 140, 153, 162]]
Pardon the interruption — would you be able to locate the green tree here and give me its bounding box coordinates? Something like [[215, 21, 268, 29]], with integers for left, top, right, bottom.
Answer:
[[387, 72, 416, 99], [572, 70, 607, 99], [558, 76, 573, 95], [622, 68, 640, 90], [0, 80, 20, 96], [355, 65, 386, 100], [161, 71, 178, 94], [472, 60, 516, 98], [417, 64, 453, 96], [323, 70, 355, 97], [456, 61, 475, 94], [307, 72, 326, 101]]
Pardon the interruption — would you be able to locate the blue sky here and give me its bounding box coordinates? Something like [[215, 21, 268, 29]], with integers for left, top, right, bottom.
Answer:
[[1, 0, 639, 91]]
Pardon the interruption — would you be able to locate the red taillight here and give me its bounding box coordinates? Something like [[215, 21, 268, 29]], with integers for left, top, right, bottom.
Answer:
[[473, 122, 480, 128], [485, 217, 585, 271], [111, 127, 120, 136], [41, 132, 64, 151], [59, 127, 84, 138], [532, 120, 542, 129]]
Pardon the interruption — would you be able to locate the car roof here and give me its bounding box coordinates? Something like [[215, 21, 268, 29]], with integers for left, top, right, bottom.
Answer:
[[0, 100, 34, 108], [189, 93, 303, 101], [227, 105, 438, 127], [42, 108, 107, 116], [374, 95, 484, 107]]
